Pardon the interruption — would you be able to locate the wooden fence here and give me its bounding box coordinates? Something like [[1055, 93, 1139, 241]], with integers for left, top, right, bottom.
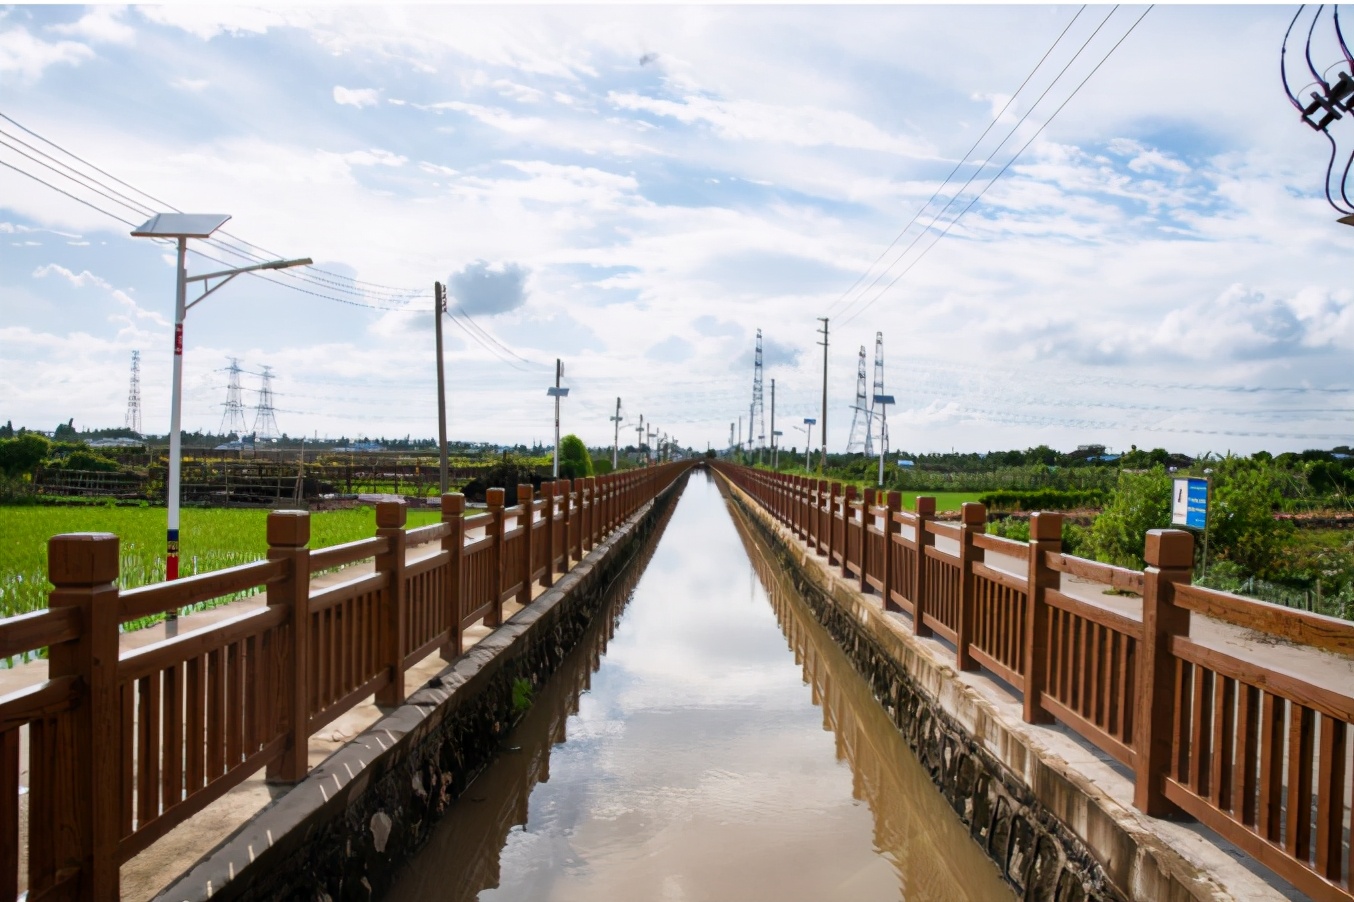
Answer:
[[715, 462, 1354, 902], [0, 460, 691, 902]]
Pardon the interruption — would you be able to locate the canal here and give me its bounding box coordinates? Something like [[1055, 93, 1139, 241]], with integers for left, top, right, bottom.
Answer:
[[386, 469, 1012, 901]]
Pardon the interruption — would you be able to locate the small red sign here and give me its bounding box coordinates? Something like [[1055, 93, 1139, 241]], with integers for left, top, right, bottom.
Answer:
[[175, 324, 183, 355]]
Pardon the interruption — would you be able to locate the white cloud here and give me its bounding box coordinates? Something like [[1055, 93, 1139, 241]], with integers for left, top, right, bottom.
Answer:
[[424, 100, 545, 134], [49, 6, 135, 45], [172, 76, 209, 92], [0, 25, 93, 82], [333, 85, 380, 108], [607, 91, 936, 158]]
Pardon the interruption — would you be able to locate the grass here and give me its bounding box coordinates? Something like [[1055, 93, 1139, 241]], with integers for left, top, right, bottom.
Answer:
[[0, 505, 442, 627]]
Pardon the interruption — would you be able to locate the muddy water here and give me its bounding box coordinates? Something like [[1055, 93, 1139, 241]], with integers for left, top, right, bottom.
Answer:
[[386, 470, 1011, 902]]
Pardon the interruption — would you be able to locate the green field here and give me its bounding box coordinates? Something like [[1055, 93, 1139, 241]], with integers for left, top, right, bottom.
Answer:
[[0, 505, 442, 622]]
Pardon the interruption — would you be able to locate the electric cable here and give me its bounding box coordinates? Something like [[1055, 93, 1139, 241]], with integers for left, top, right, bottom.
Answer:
[[835, 4, 1127, 326], [825, 5, 1089, 318], [839, 5, 1154, 327]]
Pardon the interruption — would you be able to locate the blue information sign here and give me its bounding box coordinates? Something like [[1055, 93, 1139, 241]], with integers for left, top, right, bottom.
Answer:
[[1171, 477, 1208, 530]]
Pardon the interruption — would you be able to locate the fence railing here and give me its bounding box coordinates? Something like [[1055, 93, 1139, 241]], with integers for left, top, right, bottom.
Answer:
[[714, 462, 1354, 902], [1, 460, 691, 902]]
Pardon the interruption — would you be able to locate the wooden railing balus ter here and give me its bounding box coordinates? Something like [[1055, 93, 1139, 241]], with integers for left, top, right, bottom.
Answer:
[[713, 462, 1354, 902], [0, 460, 691, 902]]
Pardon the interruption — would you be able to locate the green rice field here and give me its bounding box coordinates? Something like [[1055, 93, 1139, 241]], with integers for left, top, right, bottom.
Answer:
[[0, 506, 442, 625]]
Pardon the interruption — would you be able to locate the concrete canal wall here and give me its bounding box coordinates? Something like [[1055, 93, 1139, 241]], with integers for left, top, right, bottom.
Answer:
[[154, 470, 690, 902], [718, 471, 1287, 902]]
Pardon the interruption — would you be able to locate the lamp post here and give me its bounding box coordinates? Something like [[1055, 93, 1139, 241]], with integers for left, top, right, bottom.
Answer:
[[547, 358, 569, 478], [131, 213, 310, 588], [772, 430, 783, 470], [610, 397, 622, 469], [801, 417, 816, 471], [873, 394, 894, 487]]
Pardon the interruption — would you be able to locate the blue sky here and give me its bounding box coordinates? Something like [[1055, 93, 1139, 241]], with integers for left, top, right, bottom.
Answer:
[[2, 4, 1352, 455]]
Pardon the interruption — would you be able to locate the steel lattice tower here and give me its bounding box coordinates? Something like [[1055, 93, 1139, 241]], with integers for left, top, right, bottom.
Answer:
[[220, 358, 249, 437], [124, 350, 142, 435], [750, 329, 766, 449], [252, 365, 281, 440], [846, 345, 872, 454], [870, 332, 885, 451]]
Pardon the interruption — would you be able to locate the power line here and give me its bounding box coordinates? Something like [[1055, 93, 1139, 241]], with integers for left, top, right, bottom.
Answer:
[[836, 5, 1127, 326], [824, 4, 1089, 318], [839, 5, 1154, 327]]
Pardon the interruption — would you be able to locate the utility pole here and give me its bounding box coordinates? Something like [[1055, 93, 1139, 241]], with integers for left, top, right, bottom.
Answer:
[[547, 359, 568, 478], [434, 281, 449, 494], [818, 317, 829, 474], [737, 416, 742, 461], [610, 397, 622, 469], [635, 414, 644, 464], [769, 378, 776, 470]]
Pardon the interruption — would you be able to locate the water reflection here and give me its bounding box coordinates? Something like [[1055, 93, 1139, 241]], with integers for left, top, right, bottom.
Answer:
[[726, 491, 1010, 900], [386, 471, 1010, 902]]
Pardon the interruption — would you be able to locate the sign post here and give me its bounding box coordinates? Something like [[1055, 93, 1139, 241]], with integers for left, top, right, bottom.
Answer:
[[1171, 476, 1210, 575]]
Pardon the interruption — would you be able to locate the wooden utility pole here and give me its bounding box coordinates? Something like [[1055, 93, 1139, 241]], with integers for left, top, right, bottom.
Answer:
[[434, 281, 449, 494], [818, 317, 829, 474]]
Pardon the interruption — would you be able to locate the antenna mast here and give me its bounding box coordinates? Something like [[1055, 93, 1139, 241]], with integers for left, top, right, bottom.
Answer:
[[220, 357, 248, 437], [124, 350, 142, 435], [252, 365, 280, 440]]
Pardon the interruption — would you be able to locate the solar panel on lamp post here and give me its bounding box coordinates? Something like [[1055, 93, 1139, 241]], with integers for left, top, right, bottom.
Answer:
[[130, 214, 311, 608], [873, 394, 895, 488]]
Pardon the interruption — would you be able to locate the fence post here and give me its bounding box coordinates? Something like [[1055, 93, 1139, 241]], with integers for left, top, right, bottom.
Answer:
[[542, 482, 556, 588], [557, 480, 571, 571], [1023, 512, 1061, 725], [860, 488, 875, 592], [955, 501, 986, 673], [375, 500, 408, 707], [265, 511, 311, 783], [840, 485, 857, 578], [574, 474, 590, 557], [823, 482, 834, 557], [441, 493, 465, 660], [883, 491, 901, 611], [1134, 528, 1194, 816], [586, 476, 598, 550], [914, 496, 936, 638], [517, 484, 534, 606], [37, 533, 121, 901], [486, 488, 505, 627]]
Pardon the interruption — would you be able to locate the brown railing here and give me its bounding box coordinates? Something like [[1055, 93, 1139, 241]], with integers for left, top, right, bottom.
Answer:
[[714, 462, 1354, 902], [1, 460, 691, 902]]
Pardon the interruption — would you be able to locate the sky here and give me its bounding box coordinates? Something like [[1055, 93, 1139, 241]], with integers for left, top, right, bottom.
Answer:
[[1, 3, 1352, 457]]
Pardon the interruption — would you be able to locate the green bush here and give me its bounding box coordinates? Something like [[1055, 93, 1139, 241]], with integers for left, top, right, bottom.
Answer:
[[558, 434, 593, 480], [45, 450, 121, 472], [1086, 466, 1173, 569], [0, 433, 50, 478]]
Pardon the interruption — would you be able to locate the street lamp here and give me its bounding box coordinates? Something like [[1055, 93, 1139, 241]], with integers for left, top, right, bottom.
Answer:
[[801, 417, 816, 471], [131, 213, 310, 586], [547, 358, 569, 478], [772, 430, 783, 470], [873, 394, 894, 488]]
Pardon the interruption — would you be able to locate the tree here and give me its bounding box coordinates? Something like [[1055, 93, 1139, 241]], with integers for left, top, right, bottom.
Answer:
[[0, 433, 51, 479], [1086, 466, 1173, 569], [53, 418, 77, 440], [558, 434, 593, 480], [1207, 456, 1292, 578]]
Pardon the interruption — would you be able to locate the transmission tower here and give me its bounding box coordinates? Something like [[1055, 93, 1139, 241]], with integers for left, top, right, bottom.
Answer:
[[750, 329, 766, 450], [252, 365, 281, 440], [870, 332, 886, 453], [220, 358, 249, 437], [124, 350, 142, 435], [846, 345, 871, 454]]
